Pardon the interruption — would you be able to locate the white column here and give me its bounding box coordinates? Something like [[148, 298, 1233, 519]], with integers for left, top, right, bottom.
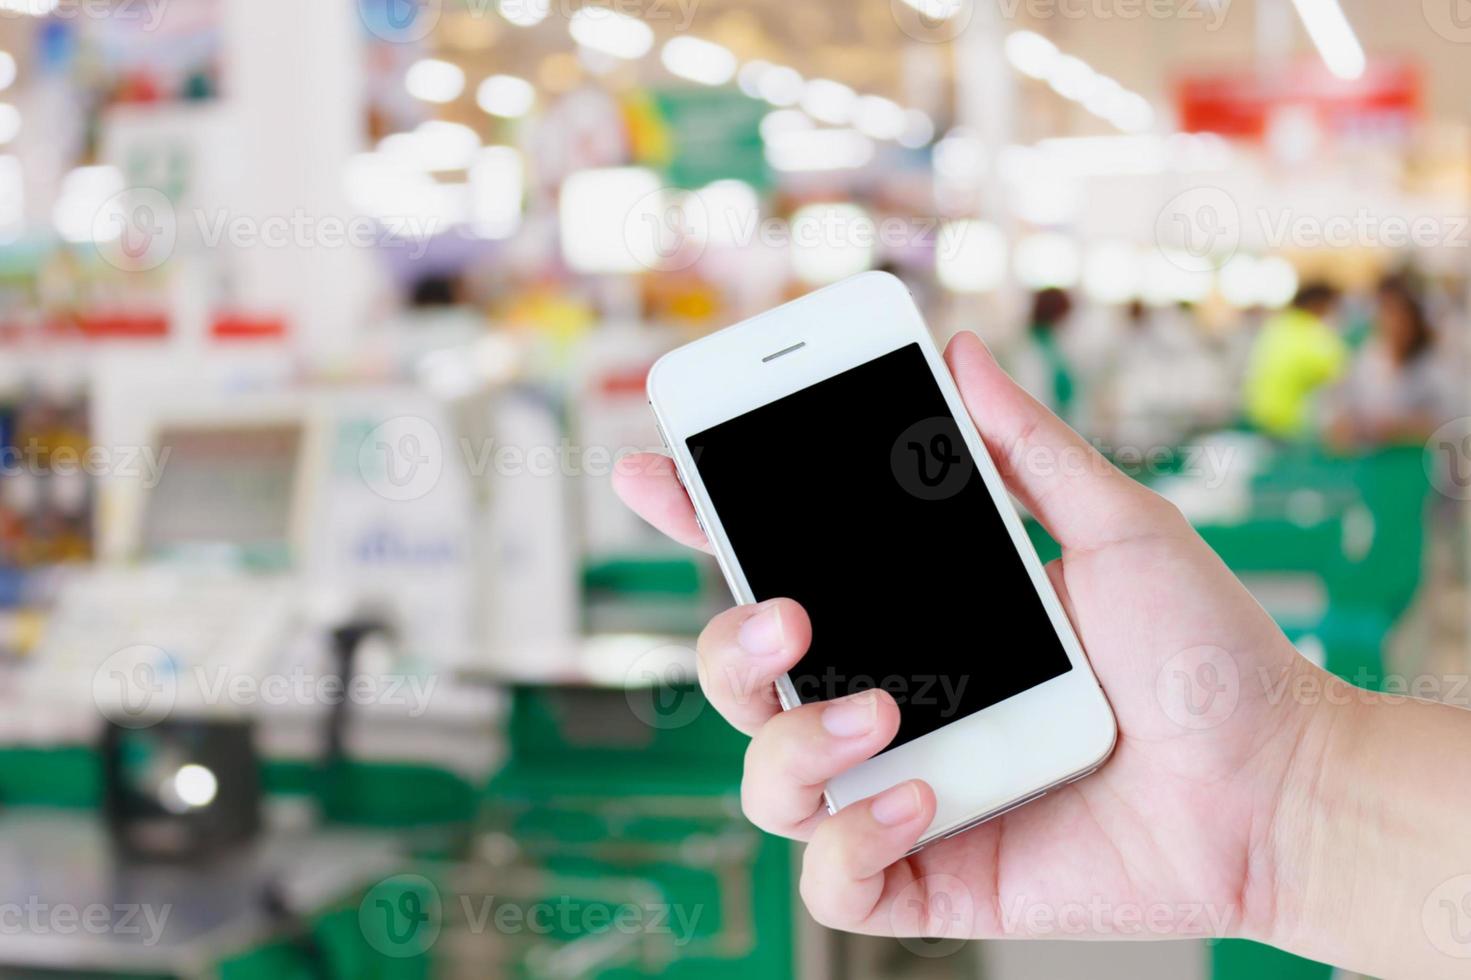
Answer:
[[219, 0, 377, 366]]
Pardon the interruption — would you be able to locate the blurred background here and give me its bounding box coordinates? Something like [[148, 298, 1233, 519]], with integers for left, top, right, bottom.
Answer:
[[0, 0, 1465, 977]]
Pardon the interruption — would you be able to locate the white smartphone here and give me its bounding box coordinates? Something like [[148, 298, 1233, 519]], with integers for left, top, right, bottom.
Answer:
[[647, 271, 1117, 849]]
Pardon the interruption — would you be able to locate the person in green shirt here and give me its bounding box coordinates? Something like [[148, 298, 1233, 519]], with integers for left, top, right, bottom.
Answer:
[[1243, 282, 1348, 438]]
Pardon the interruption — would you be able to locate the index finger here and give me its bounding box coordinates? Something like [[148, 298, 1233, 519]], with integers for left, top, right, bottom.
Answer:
[[612, 452, 711, 553]]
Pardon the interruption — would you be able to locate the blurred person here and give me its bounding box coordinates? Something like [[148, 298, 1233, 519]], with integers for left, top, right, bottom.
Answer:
[[1101, 299, 1230, 449], [615, 333, 1471, 980], [1327, 276, 1454, 448], [1242, 282, 1348, 438], [1010, 287, 1078, 423]]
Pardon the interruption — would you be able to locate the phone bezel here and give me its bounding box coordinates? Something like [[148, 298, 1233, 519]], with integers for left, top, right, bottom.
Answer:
[[647, 271, 1117, 847]]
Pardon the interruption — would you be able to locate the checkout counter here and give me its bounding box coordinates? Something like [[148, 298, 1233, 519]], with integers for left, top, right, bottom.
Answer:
[[0, 371, 800, 980]]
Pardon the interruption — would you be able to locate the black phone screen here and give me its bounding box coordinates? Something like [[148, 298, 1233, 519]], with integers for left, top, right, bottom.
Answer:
[[687, 341, 1073, 752]]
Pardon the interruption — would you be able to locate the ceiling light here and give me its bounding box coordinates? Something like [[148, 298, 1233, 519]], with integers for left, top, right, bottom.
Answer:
[[737, 61, 771, 98], [1290, 0, 1365, 80], [1047, 55, 1097, 101], [0, 53, 15, 92], [898, 109, 935, 148], [497, 0, 549, 27], [569, 7, 654, 60], [936, 220, 1007, 294], [477, 74, 535, 117], [0, 0, 58, 14], [800, 78, 856, 125], [894, 0, 966, 20], [661, 36, 738, 86], [405, 59, 465, 103], [1004, 31, 1058, 80], [757, 65, 803, 107], [853, 95, 906, 141]]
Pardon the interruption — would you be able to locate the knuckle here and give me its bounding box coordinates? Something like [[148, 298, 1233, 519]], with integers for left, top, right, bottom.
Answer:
[[798, 862, 846, 930]]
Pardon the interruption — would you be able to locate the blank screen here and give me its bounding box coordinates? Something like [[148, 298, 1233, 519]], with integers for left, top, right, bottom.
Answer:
[[688, 342, 1072, 752]]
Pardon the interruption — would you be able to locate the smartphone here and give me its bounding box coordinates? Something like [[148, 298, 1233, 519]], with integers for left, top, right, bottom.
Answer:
[[647, 271, 1117, 848]]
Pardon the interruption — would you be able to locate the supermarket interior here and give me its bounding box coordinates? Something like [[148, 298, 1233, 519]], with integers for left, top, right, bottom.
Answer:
[[0, 0, 1467, 977]]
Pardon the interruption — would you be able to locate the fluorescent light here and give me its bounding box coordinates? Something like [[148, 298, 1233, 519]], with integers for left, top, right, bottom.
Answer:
[[0, 0, 57, 14], [854, 95, 906, 141], [1105, 92, 1155, 133], [477, 74, 535, 117], [895, 0, 965, 19], [936, 220, 1007, 294], [757, 65, 803, 107], [1004, 31, 1058, 80], [790, 203, 875, 285], [737, 61, 771, 98], [661, 37, 737, 86], [1082, 241, 1142, 304], [569, 7, 654, 60], [898, 109, 935, 148], [1255, 256, 1299, 308], [498, 0, 549, 27], [0, 52, 14, 92], [0, 103, 18, 145], [559, 167, 662, 273], [1290, 0, 1365, 80], [698, 179, 759, 246], [1047, 55, 1097, 101], [378, 121, 481, 172], [934, 128, 987, 181], [765, 128, 873, 172], [1015, 233, 1081, 289], [800, 78, 856, 125], [405, 59, 465, 103]]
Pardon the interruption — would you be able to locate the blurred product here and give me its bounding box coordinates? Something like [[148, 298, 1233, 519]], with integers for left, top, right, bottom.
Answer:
[[1243, 283, 1348, 438]]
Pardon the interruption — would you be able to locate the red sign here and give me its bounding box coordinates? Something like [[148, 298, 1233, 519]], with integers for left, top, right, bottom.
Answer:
[[1175, 60, 1421, 139]]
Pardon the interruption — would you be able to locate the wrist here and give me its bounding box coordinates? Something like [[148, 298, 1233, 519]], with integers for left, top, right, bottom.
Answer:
[[1242, 659, 1362, 952]]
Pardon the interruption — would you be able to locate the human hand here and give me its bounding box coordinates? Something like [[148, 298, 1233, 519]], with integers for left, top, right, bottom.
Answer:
[[613, 331, 1326, 947]]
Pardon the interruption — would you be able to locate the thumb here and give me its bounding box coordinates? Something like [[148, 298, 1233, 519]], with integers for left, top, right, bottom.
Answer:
[[943, 331, 1173, 552]]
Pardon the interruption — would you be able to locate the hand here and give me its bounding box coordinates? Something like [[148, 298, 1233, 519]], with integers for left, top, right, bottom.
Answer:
[[613, 332, 1323, 947]]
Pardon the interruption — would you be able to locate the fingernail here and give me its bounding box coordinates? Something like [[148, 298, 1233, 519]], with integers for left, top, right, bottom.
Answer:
[[737, 603, 785, 658], [822, 691, 878, 738], [871, 782, 922, 827]]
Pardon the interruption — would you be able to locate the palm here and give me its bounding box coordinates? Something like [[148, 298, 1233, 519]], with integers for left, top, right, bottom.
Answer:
[[903, 524, 1305, 940]]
